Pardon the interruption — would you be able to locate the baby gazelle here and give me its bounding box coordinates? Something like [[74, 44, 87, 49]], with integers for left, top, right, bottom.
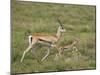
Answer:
[[54, 39, 79, 56]]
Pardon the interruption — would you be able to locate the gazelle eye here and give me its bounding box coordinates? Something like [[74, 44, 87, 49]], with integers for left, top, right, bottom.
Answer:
[[60, 26, 64, 29]]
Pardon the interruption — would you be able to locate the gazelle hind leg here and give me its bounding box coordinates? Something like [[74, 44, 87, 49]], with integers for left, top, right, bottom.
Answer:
[[72, 46, 81, 60], [41, 47, 50, 61], [20, 39, 38, 63], [73, 46, 78, 51], [20, 43, 33, 63]]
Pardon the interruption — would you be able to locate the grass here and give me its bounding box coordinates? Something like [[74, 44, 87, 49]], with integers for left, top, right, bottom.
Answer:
[[11, 0, 96, 74]]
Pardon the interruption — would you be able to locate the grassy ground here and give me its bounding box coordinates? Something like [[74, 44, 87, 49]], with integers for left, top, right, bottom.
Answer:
[[11, 0, 96, 74]]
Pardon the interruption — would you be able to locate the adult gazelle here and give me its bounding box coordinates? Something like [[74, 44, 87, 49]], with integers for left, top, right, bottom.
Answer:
[[20, 18, 66, 62]]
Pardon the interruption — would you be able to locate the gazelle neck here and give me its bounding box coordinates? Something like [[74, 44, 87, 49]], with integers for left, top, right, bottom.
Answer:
[[56, 26, 62, 40]]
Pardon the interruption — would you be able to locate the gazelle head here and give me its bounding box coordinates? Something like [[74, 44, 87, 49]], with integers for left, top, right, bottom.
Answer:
[[57, 18, 66, 32], [59, 25, 66, 32]]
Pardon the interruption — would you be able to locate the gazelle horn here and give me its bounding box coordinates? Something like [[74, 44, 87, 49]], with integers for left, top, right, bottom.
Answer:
[[57, 18, 64, 28]]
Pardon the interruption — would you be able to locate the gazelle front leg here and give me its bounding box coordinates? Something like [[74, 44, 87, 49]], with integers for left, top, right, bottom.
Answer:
[[20, 39, 38, 63]]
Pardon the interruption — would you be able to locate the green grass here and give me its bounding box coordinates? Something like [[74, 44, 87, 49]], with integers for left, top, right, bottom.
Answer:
[[12, 0, 96, 73]]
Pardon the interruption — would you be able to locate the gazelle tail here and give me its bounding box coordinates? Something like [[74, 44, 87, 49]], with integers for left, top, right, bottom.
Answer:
[[28, 35, 32, 45]]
